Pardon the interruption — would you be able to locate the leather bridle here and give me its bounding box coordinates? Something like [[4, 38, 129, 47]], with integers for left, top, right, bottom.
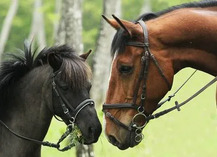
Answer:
[[0, 72, 94, 151], [103, 20, 171, 143], [52, 73, 94, 124], [103, 19, 217, 143]]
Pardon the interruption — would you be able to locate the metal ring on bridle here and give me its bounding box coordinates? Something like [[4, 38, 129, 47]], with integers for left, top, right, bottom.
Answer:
[[137, 106, 144, 113], [135, 128, 142, 134], [132, 112, 147, 129], [135, 133, 144, 143]]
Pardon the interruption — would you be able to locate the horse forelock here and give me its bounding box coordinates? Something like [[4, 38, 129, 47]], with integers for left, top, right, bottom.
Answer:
[[59, 57, 91, 91]]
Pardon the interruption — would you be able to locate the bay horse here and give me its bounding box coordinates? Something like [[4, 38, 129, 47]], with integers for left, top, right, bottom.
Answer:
[[0, 42, 102, 156], [102, 0, 217, 150]]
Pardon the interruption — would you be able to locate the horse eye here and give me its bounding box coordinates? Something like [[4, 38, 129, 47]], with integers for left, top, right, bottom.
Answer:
[[119, 65, 133, 74]]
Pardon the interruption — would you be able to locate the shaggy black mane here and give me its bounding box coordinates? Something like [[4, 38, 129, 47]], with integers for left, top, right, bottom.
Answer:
[[112, 0, 217, 56], [0, 41, 90, 107]]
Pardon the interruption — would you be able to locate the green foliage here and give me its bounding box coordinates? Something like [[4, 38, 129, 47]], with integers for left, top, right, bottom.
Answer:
[[69, 125, 84, 145], [83, 0, 102, 52], [3, 0, 33, 53]]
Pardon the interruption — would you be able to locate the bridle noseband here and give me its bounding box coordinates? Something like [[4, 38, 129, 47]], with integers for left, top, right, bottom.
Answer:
[[103, 19, 217, 144], [52, 74, 94, 125], [0, 72, 94, 151], [103, 20, 170, 143]]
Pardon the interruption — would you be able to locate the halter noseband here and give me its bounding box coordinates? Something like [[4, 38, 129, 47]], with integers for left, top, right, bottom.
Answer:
[[0, 72, 95, 152], [103, 20, 170, 143], [52, 73, 94, 125]]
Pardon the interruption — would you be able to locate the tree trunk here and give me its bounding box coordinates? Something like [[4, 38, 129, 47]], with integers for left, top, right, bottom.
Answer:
[[56, 0, 83, 53], [28, 0, 46, 50], [53, 0, 61, 42], [140, 0, 152, 15], [0, 0, 19, 61], [91, 0, 121, 104], [56, 0, 93, 156]]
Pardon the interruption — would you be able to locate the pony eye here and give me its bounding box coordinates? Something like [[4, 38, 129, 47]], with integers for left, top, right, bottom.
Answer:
[[119, 65, 133, 74], [61, 85, 69, 91], [87, 84, 92, 92]]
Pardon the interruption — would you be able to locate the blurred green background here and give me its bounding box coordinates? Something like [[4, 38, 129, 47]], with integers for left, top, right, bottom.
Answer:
[[1, 0, 217, 156]]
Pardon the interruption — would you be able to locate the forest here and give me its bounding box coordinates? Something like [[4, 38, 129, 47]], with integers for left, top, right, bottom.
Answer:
[[1, 0, 217, 157]]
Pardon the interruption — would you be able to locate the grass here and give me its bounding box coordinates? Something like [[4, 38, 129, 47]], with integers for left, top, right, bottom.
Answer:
[[42, 68, 217, 157]]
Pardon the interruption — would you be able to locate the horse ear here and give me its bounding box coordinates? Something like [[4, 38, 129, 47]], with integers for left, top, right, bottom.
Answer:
[[102, 15, 141, 37], [80, 49, 92, 60], [48, 53, 63, 72], [102, 15, 132, 37], [102, 15, 121, 30], [111, 15, 132, 37]]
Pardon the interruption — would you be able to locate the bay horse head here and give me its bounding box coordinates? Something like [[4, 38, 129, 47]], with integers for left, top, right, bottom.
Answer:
[[102, 15, 173, 150], [103, 0, 217, 150]]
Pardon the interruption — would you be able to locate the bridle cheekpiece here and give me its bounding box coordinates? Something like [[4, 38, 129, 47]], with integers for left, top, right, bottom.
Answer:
[[103, 20, 170, 143]]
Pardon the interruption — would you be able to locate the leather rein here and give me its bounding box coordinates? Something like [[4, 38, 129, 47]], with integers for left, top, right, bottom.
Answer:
[[103, 20, 217, 143], [0, 72, 94, 151]]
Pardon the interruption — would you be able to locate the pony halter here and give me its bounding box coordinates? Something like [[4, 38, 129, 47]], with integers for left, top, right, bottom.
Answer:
[[0, 72, 95, 152], [52, 74, 94, 125], [103, 20, 170, 143]]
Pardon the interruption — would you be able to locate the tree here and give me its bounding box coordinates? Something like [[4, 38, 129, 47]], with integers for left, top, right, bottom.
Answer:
[[91, 0, 122, 104], [56, 0, 93, 157], [140, 0, 152, 14], [56, 0, 83, 53], [0, 0, 19, 61], [28, 0, 46, 50]]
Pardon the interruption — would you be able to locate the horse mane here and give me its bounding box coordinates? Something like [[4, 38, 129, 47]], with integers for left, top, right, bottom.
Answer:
[[0, 41, 90, 108], [111, 0, 217, 56]]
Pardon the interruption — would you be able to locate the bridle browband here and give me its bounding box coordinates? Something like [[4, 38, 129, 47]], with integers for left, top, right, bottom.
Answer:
[[103, 20, 217, 143], [103, 20, 171, 143], [0, 72, 94, 151]]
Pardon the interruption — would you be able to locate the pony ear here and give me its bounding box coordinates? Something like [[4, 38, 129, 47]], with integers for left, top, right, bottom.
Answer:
[[48, 53, 63, 72], [80, 49, 92, 60]]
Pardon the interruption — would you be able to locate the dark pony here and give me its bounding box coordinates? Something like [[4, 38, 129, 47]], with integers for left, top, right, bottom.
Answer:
[[0, 42, 101, 156], [103, 0, 217, 150]]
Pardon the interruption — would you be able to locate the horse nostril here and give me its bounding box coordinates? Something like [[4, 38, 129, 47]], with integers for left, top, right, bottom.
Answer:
[[108, 135, 119, 146]]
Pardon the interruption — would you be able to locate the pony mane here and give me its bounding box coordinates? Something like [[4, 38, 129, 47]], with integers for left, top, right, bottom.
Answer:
[[0, 42, 90, 107], [111, 0, 217, 56]]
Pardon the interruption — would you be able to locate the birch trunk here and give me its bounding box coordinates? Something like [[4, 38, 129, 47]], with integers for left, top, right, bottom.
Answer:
[[28, 0, 46, 50], [56, 0, 83, 53], [140, 0, 152, 15], [91, 0, 121, 104], [0, 0, 19, 61]]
